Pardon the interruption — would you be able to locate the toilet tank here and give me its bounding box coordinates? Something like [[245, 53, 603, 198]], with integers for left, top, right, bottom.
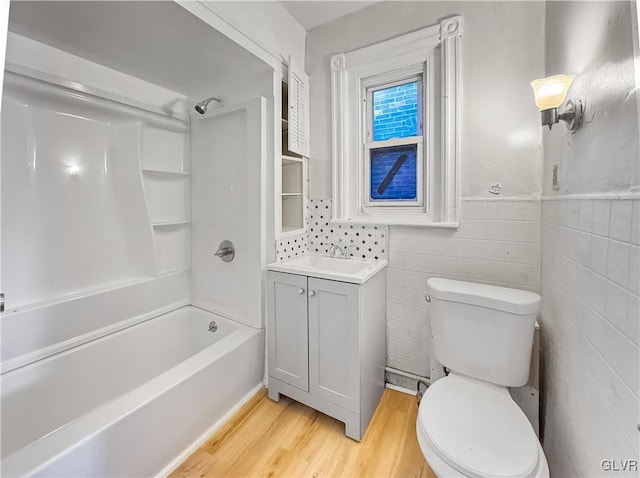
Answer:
[[427, 278, 541, 387]]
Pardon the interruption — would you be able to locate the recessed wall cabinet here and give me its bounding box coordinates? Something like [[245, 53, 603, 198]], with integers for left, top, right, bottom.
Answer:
[[266, 270, 386, 441], [279, 58, 309, 236]]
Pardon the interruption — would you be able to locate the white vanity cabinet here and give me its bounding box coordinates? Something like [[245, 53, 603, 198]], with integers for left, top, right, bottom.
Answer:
[[266, 269, 386, 441]]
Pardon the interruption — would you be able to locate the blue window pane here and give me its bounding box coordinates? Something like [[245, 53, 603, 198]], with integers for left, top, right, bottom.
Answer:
[[370, 144, 417, 201], [372, 82, 419, 141]]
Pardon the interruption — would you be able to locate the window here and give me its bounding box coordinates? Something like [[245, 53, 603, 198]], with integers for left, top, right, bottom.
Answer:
[[364, 74, 423, 209], [331, 16, 463, 226]]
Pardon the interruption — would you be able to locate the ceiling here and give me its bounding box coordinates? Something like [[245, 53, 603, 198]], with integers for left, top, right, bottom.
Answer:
[[280, 1, 380, 30], [8, 1, 270, 96]]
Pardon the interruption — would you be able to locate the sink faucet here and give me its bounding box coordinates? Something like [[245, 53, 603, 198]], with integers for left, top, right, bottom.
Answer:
[[329, 244, 355, 259], [329, 244, 344, 258]]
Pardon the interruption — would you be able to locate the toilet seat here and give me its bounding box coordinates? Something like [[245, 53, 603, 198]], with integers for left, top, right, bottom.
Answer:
[[417, 373, 540, 478]]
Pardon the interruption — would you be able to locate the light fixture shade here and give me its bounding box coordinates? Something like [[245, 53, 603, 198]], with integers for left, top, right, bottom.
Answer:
[[530, 74, 575, 111]]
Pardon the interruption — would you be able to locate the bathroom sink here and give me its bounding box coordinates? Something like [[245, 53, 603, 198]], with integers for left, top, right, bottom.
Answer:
[[267, 255, 387, 284], [302, 255, 375, 274]]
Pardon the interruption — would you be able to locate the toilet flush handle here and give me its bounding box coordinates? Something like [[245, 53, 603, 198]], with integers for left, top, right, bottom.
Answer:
[[424, 293, 431, 303]]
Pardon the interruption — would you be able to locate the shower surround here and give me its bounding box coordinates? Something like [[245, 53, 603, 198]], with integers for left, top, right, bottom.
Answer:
[[1, 6, 273, 474]]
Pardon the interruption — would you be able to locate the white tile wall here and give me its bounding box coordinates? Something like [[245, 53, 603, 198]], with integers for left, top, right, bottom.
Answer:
[[301, 197, 542, 426], [386, 199, 541, 378], [540, 197, 639, 477]]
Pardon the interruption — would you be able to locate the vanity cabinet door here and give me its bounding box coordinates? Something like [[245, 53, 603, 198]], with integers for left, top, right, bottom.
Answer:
[[267, 271, 309, 392], [308, 277, 359, 411]]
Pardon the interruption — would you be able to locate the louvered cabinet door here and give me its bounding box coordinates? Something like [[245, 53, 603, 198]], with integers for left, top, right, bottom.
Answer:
[[287, 55, 310, 158]]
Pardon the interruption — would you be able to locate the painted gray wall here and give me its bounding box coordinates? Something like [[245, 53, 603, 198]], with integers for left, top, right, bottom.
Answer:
[[542, 0, 639, 196], [540, 1, 639, 476], [306, 1, 546, 199]]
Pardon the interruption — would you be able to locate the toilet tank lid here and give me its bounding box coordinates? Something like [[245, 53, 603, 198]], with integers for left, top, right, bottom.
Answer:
[[427, 278, 541, 315]]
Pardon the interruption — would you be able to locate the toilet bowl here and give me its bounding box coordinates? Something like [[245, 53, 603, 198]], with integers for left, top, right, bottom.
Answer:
[[418, 278, 549, 477], [417, 373, 549, 478]]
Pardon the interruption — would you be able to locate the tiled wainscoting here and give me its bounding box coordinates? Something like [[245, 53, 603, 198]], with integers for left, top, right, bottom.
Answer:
[[276, 195, 638, 461], [385, 199, 541, 383], [301, 198, 541, 388], [279, 197, 543, 429], [540, 197, 639, 477]]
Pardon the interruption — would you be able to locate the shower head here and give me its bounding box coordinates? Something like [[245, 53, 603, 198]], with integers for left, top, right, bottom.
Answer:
[[194, 96, 221, 115]]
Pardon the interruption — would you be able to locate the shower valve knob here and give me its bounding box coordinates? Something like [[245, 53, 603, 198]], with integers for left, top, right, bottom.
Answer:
[[214, 240, 235, 262]]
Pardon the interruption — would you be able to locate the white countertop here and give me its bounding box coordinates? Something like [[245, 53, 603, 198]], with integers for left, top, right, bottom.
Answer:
[[267, 255, 388, 284]]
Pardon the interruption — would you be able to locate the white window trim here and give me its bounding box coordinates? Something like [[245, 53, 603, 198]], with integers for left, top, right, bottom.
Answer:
[[331, 16, 463, 227]]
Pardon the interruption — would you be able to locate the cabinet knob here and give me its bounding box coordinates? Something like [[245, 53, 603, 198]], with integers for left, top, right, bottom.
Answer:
[[298, 288, 305, 295], [309, 290, 316, 297]]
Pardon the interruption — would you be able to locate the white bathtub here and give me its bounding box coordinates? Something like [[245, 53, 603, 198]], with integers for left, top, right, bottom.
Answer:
[[1, 305, 265, 477]]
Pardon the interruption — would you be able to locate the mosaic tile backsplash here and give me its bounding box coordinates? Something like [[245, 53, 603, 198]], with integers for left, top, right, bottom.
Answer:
[[275, 232, 307, 262], [308, 199, 389, 260], [275, 199, 388, 262]]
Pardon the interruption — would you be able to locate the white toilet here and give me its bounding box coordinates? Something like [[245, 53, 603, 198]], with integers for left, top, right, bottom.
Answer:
[[417, 278, 549, 478]]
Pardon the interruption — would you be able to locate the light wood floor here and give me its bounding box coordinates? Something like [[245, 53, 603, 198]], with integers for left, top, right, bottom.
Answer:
[[169, 387, 435, 478]]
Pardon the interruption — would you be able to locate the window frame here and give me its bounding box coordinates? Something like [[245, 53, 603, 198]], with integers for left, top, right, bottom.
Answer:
[[362, 66, 428, 211], [331, 16, 463, 227]]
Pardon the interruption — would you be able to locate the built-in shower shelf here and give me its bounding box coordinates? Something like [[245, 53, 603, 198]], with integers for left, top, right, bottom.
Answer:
[[142, 168, 189, 176], [152, 220, 190, 227]]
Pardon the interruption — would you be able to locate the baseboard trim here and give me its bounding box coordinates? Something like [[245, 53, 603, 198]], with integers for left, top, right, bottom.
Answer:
[[385, 383, 418, 396]]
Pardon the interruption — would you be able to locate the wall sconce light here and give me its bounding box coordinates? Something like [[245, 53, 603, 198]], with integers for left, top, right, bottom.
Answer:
[[530, 74, 583, 131], [67, 163, 80, 176]]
